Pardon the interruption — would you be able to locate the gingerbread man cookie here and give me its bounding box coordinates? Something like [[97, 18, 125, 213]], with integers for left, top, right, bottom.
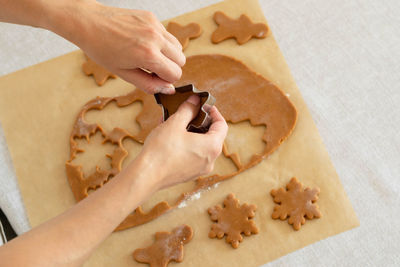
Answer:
[[208, 194, 258, 248], [133, 225, 193, 267], [82, 54, 116, 86], [211, 11, 269, 45], [167, 22, 202, 50], [270, 177, 322, 230]]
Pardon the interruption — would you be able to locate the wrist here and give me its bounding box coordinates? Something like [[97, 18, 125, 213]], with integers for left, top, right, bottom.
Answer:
[[39, 0, 97, 45], [125, 151, 164, 197]]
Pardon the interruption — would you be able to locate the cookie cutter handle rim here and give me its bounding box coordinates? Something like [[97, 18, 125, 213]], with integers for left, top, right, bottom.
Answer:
[[154, 84, 216, 133]]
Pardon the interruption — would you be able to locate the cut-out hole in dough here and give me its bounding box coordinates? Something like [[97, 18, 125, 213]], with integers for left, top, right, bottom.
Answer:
[[85, 100, 143, 136], [87, 188, 96, 195], [208, 152, 238, 176], [224, 121, 266, 166], [71, 131, 115, 176]]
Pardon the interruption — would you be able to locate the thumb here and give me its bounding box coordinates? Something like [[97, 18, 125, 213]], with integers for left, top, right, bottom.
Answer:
[[170, 95, 200, 128], [117, 68, 175, 94]]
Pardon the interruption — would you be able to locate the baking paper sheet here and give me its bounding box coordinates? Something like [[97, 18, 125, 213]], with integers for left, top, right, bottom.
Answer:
[[0, 0, 359, 266]]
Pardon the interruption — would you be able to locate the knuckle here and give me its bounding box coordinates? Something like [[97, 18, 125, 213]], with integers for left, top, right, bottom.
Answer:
[[144, 48, 159, 63], [171, 66, 182, 81], [180, 53, 186, 65], [143, 26, 160, 41], [169, 110, 187, 125], [211, 147, 222, 159], [174, 106, 189, 120], [176, 66, 182, 77], [167, 113, 179, 125], [140, 10, 155, 19], [140, 45, 153, 56], [145, 11, 157, 21], [176, 41, 183, 50], [208, 141, 223, 159], [204, 163, 214, 174], [142, 83, 156, 94]]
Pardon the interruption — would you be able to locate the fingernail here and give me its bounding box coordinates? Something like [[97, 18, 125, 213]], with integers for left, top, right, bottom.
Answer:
[[158, 84, 175, 94], [187, 95, 200, 105]]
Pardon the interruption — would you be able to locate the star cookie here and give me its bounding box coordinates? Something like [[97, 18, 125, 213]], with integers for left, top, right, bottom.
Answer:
[[271, 177, 321, 230]]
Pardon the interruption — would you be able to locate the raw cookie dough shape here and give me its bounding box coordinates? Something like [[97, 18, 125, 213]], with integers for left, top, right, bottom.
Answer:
[[66, 54, 297, 231], [211, 11, 269, 45], [133, 224, 193, 267], [167, 22, 202, 51], [208, 193, 258, 248], [82, 54, 116, 86], [270, 177, 322, 230]]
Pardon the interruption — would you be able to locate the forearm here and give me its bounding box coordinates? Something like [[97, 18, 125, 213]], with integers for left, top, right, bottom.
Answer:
[[0, 155, 159, 267], [0, 0, 93, 45], [0, 0, 46, 27], [0, 0, 74, 28]]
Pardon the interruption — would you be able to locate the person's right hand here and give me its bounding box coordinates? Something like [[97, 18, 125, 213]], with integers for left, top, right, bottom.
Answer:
[[138, 95, 228, 190]]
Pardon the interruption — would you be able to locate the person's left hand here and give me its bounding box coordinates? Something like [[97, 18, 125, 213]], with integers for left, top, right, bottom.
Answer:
[[47, 0, 185, 94]]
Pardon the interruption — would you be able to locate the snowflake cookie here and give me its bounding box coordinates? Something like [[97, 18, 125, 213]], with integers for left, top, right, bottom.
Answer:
[[271, 177, 321, 230], [208, 193, 259, 248]]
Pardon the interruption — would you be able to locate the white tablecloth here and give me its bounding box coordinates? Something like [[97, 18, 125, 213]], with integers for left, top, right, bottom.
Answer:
[[0, 0, 399, 266]]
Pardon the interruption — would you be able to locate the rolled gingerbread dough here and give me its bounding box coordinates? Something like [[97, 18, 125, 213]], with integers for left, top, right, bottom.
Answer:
[[0, 0, 358, 266]]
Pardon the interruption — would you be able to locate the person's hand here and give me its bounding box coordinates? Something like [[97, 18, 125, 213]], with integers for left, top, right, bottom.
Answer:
[[138, 95, 228, 190], [47, 0, 185, 94]]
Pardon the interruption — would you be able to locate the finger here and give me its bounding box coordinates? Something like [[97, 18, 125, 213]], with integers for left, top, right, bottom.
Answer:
[[117, 68, 175, 94], [161, 37, 186, 67], [163, 30, 183, 52], [170, 95, 200, 128], [154, 20, 183, 51], [143, 51, 182, 83], [206, 106, 228, 142]]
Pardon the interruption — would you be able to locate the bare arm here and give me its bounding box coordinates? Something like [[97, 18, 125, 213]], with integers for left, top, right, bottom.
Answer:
[[0, 96, 228, 266], [0, 0, 185, 94], [0, 155, 158, 267]]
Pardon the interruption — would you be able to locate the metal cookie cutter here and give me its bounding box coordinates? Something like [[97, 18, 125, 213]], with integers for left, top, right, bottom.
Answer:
[[0, 220, 7, 244], [154, 84, 216, 133]]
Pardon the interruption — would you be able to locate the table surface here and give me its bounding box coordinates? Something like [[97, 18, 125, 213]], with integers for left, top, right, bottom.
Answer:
[[0, 0, 399, 266]]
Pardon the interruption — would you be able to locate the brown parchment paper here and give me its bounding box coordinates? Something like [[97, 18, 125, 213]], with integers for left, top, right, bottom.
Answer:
[[0, 0, 359, 266]]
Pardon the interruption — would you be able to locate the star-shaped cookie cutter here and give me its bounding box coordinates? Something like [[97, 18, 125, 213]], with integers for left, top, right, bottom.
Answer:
[[154, 84, 216, 133]]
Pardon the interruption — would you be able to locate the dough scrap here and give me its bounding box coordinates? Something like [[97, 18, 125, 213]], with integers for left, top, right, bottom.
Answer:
[[82, 54, 116, 86], [66, 54, 297, 231], [270, 177, 322, 230], [211, 11, 268, 44], [167, 22, 202, 50], [66, 89, 160, 202], [133, 224, 193, 267], [208, 193, 258, 248]]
